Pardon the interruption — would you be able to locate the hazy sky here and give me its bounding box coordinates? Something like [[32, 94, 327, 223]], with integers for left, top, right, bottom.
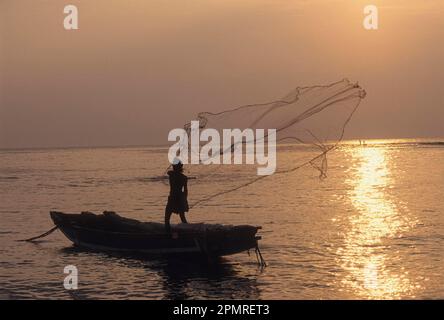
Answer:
[[1, 0, 443, 148]]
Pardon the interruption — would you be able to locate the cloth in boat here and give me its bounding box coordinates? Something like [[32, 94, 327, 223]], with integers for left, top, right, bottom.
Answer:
[[166, 170, 189, 213]]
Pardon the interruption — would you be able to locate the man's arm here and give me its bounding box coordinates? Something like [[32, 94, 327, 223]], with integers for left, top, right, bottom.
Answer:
[[184, 177, 188, 197]]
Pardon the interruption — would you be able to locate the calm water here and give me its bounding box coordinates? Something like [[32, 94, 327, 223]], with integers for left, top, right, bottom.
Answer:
[[0, 140, 443, 299]]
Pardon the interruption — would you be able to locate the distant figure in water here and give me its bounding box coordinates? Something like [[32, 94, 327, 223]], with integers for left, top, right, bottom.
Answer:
[[164, 159, 189, 233]]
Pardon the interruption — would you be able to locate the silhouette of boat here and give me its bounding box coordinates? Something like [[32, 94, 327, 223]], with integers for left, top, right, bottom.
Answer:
[[50, 211, 261, 257]]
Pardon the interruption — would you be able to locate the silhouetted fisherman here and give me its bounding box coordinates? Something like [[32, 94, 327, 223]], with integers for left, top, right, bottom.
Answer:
[[165, 159, 189, 233]]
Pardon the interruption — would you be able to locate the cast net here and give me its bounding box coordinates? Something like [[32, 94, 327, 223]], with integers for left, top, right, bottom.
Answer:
[[167, 79, 366, 209]]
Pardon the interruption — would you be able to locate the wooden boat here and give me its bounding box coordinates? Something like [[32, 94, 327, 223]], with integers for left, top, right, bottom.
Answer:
[[50, 211, 262, 258]]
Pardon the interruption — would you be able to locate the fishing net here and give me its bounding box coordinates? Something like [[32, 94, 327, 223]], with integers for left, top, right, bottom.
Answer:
[[167, 79, 366, 209]]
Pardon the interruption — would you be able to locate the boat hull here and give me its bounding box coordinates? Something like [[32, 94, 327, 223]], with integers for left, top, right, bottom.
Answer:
[[51, 211, 261, 257]]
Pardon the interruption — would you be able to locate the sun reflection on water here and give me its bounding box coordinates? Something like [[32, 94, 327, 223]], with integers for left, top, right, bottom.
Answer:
[[338, 146, 418, 299]]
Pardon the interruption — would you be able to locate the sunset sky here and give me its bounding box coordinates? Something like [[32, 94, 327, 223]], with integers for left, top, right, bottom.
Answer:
[[1, 0, 443, 149]]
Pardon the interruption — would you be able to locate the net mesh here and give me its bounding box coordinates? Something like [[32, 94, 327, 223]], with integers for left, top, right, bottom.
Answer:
[[167, 79, 366, 208]]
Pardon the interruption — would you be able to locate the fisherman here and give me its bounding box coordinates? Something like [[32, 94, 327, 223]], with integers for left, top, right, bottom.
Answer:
[[164, 158, 189, 233]]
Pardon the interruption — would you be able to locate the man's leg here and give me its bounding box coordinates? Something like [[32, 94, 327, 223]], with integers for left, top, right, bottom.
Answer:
[[164, 208, 172, 233], [179, 212, 188, 223]]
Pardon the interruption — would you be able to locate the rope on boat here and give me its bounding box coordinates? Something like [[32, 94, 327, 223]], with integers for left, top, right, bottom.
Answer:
[[255, 244, 267, 267], [17, 226, 58, 242]]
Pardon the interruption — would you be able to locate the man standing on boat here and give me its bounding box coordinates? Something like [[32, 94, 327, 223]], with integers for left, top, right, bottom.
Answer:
[[165, 159, 189, 233]]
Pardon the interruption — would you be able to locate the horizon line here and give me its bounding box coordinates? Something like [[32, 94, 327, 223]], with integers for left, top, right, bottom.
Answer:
[[1, 136, 444, 152]]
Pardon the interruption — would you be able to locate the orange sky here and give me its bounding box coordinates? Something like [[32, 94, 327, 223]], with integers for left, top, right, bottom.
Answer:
[[1, 0, 443, 148]]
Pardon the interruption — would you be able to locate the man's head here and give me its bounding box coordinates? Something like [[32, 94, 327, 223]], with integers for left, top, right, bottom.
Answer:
[[172, 158, 183, 172]]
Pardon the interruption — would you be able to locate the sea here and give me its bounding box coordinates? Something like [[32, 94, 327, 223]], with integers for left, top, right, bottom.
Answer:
[[0, 139, 443, 299]]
